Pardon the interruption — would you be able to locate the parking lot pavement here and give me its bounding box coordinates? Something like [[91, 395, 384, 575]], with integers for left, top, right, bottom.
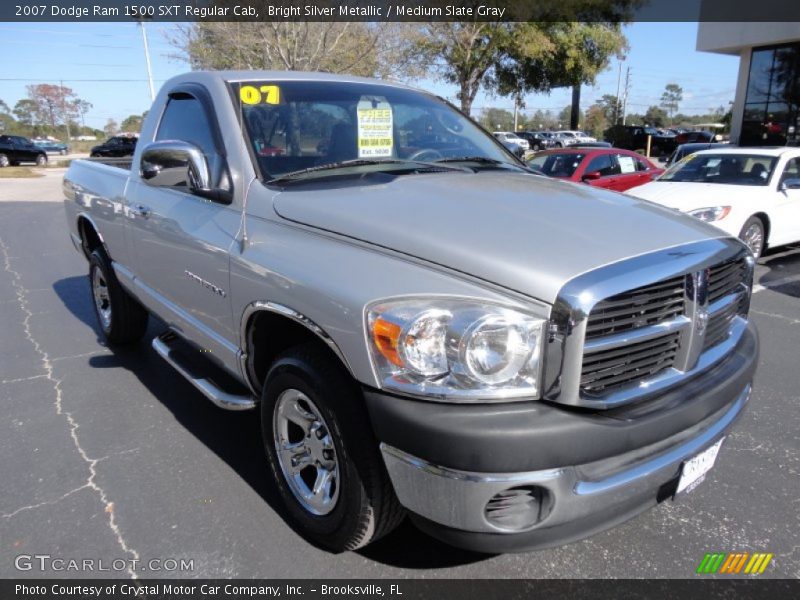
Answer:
[[0, 173, 798, 579]]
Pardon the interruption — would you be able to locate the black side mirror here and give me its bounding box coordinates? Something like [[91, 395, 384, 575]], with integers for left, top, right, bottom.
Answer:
[[780, 178, 800, 192]]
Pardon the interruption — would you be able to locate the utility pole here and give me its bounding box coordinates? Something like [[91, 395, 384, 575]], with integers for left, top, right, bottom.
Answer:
[[513, 94, 518, 132], [621, 67, 632, 126], [570, 84, 581, 130], [615, 59, 623, 124], [139, 21, 155, 102], [60, 80, 71, 142]]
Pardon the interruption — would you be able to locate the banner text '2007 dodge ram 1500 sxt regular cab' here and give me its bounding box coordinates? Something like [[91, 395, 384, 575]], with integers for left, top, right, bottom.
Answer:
[[63, 71, 758, 553]]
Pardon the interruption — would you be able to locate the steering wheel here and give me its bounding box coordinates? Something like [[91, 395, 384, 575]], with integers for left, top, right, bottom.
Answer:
[[407, 148, 443, 161]]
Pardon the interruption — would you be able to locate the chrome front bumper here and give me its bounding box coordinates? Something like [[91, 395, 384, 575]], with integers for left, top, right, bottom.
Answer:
[[381, 384, 750, 538]]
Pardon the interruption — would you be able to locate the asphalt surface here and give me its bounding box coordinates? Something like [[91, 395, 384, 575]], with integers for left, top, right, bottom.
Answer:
[[1, 169, 798, 579]]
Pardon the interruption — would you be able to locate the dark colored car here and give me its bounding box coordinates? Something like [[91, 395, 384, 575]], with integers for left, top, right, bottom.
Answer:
[[90, 135, 138, 158], [516, 131, 556, 151], [0, 135, 48, 167], [34, 139, 69, 155], [603, 125, 677, 158], [674, 130, 721, 144], [528, 147, 663, 192], [664, 142, 726, 166]]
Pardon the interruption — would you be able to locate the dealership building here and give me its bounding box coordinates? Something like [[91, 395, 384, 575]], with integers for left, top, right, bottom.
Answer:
[[697, 23, 800, 146]]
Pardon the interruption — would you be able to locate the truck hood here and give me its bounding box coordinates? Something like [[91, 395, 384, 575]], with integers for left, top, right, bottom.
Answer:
[[273, 171, 724, 304], [628, 181, 758, 211]]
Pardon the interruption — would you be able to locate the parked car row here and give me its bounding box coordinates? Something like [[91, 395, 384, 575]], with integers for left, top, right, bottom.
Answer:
[[492, 130, 599, 155]]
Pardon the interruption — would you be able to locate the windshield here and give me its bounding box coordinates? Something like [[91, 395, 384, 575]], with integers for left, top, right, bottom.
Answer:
[[230, 80, 514, 180], [658, 153, 777, 186], [528, 152, 586, 177]]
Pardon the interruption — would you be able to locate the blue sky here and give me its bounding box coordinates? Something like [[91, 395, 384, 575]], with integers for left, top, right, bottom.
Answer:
[[0, 21, 739, 130]]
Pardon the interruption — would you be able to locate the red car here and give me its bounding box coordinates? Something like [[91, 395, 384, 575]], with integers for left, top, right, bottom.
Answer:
[[528, 148, 664, 192]]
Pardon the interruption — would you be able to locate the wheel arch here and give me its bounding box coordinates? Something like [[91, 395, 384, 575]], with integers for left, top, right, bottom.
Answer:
[[240, 301, 355, 396], [751, 212, 771, 244], [76, 213, 108, 260]]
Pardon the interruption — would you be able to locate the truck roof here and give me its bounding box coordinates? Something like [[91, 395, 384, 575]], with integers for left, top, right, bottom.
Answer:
[[162, 70, 417, 91]]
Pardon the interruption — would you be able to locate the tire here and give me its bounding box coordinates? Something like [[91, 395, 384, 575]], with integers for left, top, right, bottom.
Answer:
[[739, 216, 766, 260], [35, 154, 47, 167], [0, 154, 8, 168], [88, 249, 149, 344], [261, 343, 404, 552]]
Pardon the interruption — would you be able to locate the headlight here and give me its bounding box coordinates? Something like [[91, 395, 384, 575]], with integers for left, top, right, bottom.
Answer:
[[366, 298, 546, 402], [688, 206, 731, 222]]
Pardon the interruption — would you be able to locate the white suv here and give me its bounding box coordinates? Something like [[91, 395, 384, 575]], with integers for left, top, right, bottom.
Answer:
[[492, 131, 530, 151]]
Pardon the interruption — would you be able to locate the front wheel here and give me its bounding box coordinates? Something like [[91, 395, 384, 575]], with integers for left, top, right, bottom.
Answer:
[[739, 216, 766, 260], [261, 343, 404, 552], [0, 154, 9, 168], [89, 249, 149, 344], [35, 154, 47, 167]]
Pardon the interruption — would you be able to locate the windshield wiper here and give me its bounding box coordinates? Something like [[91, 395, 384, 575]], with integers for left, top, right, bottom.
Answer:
[[433, 156, 504, 165], [267, 158, 466, 185]]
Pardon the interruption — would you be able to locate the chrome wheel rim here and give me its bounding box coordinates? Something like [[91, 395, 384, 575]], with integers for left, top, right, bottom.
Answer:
[[742, 223, 763, 258], [0, 155, 8, 167], [91, 268, 112, 330], [36, 156, 46, 166], [273, 389, 339, 516]]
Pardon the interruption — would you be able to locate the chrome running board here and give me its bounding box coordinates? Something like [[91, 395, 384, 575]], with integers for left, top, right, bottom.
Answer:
[[152, 332, 256, 411]]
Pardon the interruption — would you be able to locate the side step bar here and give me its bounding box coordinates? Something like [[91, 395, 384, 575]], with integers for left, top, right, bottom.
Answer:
[[151, 332, 256, 411]]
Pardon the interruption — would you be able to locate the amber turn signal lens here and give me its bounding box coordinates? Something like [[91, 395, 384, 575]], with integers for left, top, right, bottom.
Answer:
[[372, 317, 404, 367]]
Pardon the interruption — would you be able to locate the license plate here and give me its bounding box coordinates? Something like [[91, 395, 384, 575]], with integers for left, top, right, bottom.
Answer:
[[676, 438, 724, 495]]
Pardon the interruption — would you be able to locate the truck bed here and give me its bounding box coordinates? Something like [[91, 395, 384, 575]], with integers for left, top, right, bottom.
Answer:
[[85, 156, 133, 171]]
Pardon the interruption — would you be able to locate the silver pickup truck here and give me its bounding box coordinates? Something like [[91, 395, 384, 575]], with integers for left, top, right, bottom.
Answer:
[[63, 71, 758, 553]]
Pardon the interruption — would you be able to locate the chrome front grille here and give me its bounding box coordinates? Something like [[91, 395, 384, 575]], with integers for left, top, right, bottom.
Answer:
[[708, 259, 747, 304], [585, 275, 685, 340], [581, 331, 681, 394], [577, 256, 750, 402], [704, 257, 748, 351], [703, 300, 738, 351]]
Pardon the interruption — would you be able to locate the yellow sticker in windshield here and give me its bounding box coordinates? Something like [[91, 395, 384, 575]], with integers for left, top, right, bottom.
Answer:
[[239, 84, 281, 105], [357, 98, 393, 158]]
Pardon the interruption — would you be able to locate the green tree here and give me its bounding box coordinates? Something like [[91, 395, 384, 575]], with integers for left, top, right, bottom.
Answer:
[[120, 113, 145, 133], [173, 22, 418, 80], [644, 105, 668, 127], [480, 107, 515, 131], [74, 99, 92, 128], [526, 109, 558, 130], [411, 22, 511, 115], [596, 94, 621, 125], [13, 99, 37, 127], [414, 15, 633, 116], [103, 118, 118, 138], [584, 104, 608, 139], [0, 99, 9, 114], [659, 83, 683, 123], [558, 105, 584, 128]]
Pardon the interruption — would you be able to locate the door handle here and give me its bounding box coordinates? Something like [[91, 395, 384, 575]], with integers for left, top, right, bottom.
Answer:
[[132, 204, 152, 219]]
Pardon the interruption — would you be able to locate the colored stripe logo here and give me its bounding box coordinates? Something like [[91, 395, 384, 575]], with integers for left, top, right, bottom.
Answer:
[[696, 552, 773, 574]]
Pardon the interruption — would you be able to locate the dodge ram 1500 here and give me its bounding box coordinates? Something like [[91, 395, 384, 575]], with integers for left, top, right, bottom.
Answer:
[[64, 71, 758, 553]]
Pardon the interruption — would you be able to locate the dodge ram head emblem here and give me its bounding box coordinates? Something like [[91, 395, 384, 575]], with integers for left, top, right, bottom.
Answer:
[[695, 308, 709, 335]]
